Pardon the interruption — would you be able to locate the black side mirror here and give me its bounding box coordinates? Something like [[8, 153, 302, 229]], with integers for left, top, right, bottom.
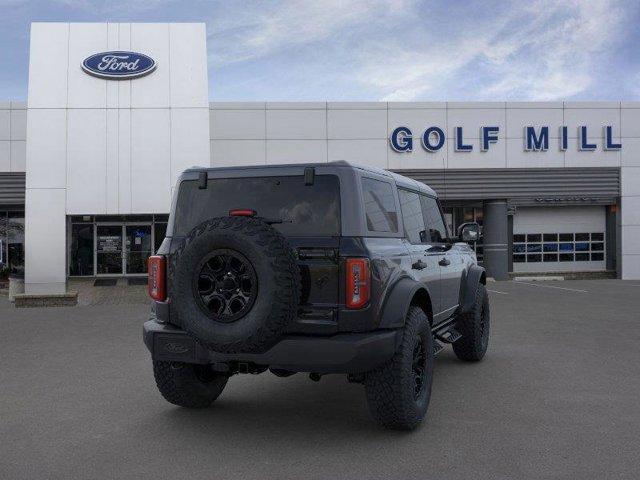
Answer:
[[457, 222, 480, 243]]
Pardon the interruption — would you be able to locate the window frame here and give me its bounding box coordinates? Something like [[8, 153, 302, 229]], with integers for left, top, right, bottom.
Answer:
[[397, 188, 428, 245], [419, 193, 450, 245], [360, 175, 401, 237]]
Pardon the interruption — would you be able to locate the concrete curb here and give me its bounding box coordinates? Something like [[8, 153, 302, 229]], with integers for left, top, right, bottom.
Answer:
[[14, 291, 78, 308]]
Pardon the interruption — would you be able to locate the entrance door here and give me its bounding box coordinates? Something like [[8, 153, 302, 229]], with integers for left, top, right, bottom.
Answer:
[[125, 225, 152, 275], [96, 225, 123, 275]]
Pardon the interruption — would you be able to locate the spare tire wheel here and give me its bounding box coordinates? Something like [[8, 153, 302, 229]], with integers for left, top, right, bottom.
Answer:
[[170, 216, 301, 353]]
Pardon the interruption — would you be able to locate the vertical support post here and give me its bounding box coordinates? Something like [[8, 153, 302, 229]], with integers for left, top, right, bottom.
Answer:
[[482, 200, 509, 281]]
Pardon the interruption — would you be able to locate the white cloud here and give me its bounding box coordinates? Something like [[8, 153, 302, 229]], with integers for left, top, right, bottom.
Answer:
[[208, 0, 412, 66], [357, 0, 628, 101]]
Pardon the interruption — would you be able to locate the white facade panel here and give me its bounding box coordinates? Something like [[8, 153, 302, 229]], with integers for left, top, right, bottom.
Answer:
[[10, 109, 27, 140], [391, 149, 446, 170], [169, 23, 209, 108], [0, 109, 9, 140], [67, 23, 108, 109], [446, 138, 505, 169], [130, 23, 171, 109], [210, 109, 265, 140], [266, 140, 327, 164], [621, 196, 640, 226], [621, 138, 640, 167], [130, 108, 171, 212], [66, 109, 107, 214], [171, 108, 211, 184], [328, 139, 388, 168], [621, 108, 640, 138], [621, 166, 640, 196], [327, 109, 386, 139], [621, 226, 640, 257], [564, 144, 620, 168], [11, 141, 26, 172], [25, 109, 67, 189], [117, 109, 132, 213], [211, 140, 265, 167], [0, 141, 9, 171], [105, 108, 119, 213], [266, 109, 326, 139], [27, 23, 68, 108]]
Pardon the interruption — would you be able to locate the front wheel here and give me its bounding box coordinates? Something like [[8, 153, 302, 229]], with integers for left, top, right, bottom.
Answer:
[[153, 361, 228, 408], [453, 283, 490, 362], [364, 306, 434, 430]]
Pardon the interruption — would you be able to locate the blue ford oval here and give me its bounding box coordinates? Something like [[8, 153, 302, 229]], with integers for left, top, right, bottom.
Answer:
[[82, 51, 156, 79]]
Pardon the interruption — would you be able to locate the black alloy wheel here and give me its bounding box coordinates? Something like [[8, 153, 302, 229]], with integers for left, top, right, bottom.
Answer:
[[194, 249, 258, 323]]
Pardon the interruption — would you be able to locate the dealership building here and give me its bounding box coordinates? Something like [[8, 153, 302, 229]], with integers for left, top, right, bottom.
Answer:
[[1, 22, 640, 295]]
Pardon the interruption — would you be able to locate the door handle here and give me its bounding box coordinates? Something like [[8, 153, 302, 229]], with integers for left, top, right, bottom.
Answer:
[[412, 260, 428, 270], [438, 257, 451, 267]]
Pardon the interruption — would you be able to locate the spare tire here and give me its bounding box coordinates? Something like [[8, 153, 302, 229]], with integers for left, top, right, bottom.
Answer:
[[169, 216, 300, 353]]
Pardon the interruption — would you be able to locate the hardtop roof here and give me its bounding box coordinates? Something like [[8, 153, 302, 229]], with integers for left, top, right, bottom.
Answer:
[[184, 160, 437, 197]]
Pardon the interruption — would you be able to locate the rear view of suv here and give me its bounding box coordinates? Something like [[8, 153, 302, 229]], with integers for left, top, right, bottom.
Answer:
[[144, 161, 489, 430]]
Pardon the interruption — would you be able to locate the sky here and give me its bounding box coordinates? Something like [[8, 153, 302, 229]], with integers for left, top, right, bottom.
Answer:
[[0, 0, 639, 102]]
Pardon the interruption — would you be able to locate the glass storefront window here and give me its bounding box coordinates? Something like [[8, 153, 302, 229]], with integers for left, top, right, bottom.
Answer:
[[68, 214, 170, 277], [7, 212, 25, 274], [154, 223, 167, 252], [70, 224, 95, 276]]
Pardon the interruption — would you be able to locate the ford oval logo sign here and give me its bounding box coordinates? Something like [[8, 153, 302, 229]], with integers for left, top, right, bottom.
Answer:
[[82, 51, 156, 80]]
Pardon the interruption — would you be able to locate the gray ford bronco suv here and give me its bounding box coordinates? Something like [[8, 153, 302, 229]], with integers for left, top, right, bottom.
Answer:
[[144, 161, 489, 430]]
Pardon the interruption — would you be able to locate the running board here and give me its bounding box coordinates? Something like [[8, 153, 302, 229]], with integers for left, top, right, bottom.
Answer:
[[435, 328, 462, 344], [433, 340, 444, 356]]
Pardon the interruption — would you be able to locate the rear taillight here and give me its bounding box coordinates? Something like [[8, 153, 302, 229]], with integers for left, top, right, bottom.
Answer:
[[345, 258, 370, 309], [229, 209, 256, 217], [148, 255, 166, 301]]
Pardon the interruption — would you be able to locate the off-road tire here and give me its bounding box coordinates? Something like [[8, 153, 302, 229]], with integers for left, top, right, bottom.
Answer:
[[153, 361, 228, 408], [364, 307, 434, 430], [453, 283, 490, 361], [170, 216, 300, 354]]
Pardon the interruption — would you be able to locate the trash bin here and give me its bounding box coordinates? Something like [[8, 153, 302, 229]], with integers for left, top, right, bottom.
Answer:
[[9, 272, 25, 303]]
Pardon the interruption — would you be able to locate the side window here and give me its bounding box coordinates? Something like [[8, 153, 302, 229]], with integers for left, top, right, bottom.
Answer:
[[361, 178, 398, 233], [420, 195, 448, 243], [398, 189, 426, 244]]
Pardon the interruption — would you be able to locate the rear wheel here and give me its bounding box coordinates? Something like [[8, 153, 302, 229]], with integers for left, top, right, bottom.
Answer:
[[153, 361, 228, 408], [364, 307, 434, 430], [453, 283, 490, 361]]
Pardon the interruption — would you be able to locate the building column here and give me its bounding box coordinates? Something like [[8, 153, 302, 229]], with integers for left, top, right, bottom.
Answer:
[[482, 200, 509, 281], [24, 188, 67, 294]]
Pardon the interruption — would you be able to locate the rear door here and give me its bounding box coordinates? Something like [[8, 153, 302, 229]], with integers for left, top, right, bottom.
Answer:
[[172, 173, 342, 327], [398, 188, 442, 318], [420, 195, 460, 319]]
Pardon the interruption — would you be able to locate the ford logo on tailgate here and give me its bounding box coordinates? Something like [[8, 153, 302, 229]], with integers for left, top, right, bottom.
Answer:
[[82, 51, 156, 79]]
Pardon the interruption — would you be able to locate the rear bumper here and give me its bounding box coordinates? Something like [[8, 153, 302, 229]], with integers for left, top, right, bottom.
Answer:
[[143, 319, 400, 374]]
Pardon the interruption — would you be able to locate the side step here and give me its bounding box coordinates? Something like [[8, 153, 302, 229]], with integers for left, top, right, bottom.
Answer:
[[435, 328, 462, 344], [431, 319, 462, 356]]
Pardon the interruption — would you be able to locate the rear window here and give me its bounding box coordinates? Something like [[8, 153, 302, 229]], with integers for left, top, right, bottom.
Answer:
[[173, 175, 340, 237]]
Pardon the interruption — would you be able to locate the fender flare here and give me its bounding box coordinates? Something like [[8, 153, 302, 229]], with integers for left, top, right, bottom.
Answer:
[[459, 264, 486, 314], [378, 277, 432, 329]]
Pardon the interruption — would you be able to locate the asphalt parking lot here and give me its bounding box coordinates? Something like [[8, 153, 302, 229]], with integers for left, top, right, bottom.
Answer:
[[1, 280, 639, 480]]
